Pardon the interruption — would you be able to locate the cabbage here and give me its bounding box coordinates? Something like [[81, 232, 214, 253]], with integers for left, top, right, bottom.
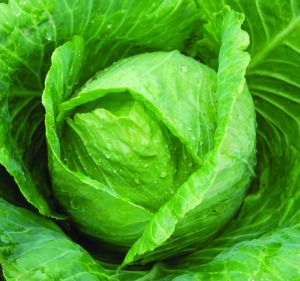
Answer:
[[0, 0, 300, 280]]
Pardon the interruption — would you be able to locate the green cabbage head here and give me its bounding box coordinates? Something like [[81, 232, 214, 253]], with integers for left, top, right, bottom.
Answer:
[[45, 46, 255, 264]]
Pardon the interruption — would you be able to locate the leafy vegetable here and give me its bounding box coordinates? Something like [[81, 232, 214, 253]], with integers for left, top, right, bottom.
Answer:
[[0, 0, 300, 280]]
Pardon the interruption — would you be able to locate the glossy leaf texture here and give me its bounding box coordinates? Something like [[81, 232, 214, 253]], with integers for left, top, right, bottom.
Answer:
[[0, 197, 115, 281], [1, 0, 300, 280]]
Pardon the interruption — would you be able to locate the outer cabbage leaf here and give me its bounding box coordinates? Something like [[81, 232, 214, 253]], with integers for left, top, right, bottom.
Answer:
[[0, 197, 116, 281]]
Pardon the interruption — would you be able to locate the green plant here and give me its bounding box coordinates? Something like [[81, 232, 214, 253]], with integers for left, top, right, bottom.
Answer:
[[0, 0, 300, 280]]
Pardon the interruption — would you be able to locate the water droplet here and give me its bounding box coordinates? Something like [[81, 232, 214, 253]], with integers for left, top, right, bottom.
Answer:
[[144, 164, 149, 168], [181, 65, 188, 73], [23, 28, 29, 35], [113, 169, 117, 174], [107, 24, 112, 29], [134, 178, 140, 184], [160, 171, 167, 178], [45, 33, 52, 40]]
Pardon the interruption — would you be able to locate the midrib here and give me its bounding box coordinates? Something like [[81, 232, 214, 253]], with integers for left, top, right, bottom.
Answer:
[[248, 16, 300, 71]]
